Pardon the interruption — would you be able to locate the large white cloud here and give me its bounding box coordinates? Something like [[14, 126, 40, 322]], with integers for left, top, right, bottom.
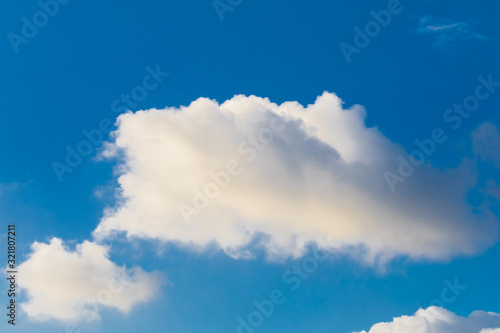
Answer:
[[354, 306, 500, 333], [17, 238, 162, 321], [93, 92, 498, 261]]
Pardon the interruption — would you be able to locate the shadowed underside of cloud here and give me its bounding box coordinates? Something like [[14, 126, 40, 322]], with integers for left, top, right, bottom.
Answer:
[[354, 306, 500, 333], [92, 92, 498, 262], [17, 238, 162, 322]]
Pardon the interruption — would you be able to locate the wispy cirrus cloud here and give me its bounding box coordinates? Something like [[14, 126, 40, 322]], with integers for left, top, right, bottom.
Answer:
[[417, 15, 485, 48], [473, 122, 500, 169]]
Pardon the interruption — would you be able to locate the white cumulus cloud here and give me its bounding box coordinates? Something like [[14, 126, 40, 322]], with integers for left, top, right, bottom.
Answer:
[[16, 238, 162, 322], [93, 92, 498, 261], [354, 306, 500, 333]]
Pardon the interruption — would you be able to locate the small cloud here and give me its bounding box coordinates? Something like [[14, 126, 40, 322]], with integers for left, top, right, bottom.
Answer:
[[353, 306, 500, 333], [17, 238, 163, 322], [417, 15, 485, 48]]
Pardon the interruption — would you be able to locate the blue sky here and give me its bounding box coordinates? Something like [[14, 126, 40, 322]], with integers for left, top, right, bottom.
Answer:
[[1, 0, 500, 332]]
